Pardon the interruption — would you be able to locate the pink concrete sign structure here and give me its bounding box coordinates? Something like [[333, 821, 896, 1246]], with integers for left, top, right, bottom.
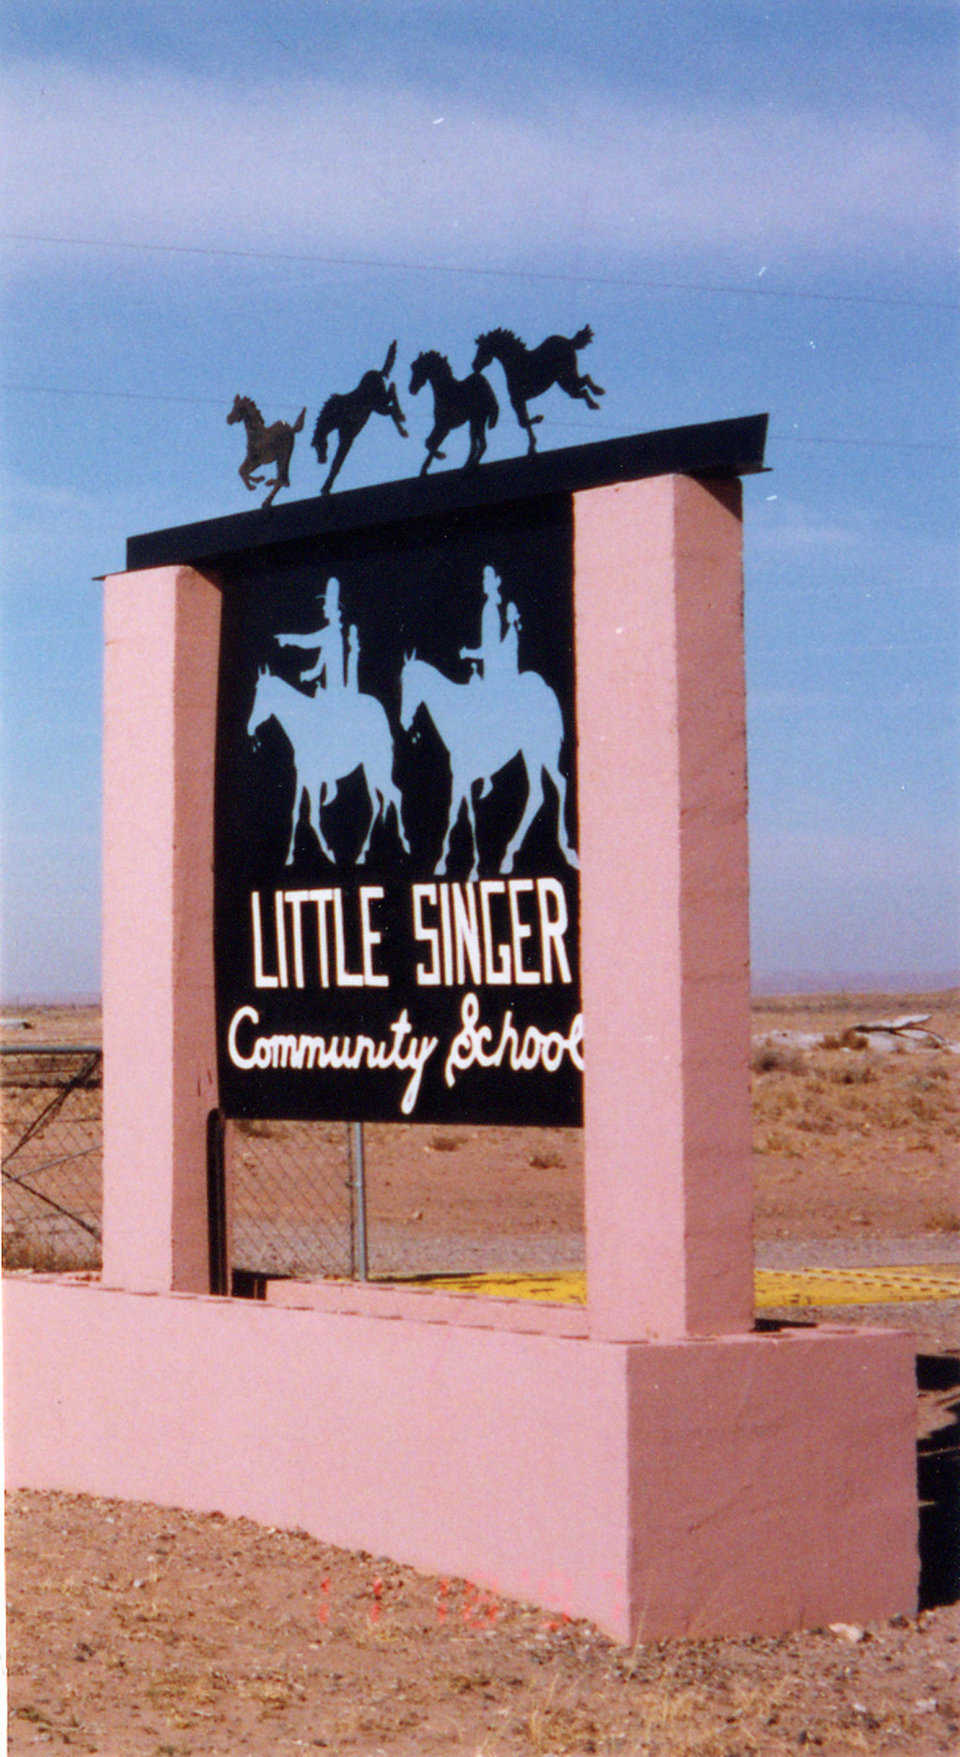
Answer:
[[3, 464, 918, 1641]]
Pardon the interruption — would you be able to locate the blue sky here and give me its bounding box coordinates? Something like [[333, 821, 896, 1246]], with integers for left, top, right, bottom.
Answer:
[[1, 0, 957, 998]]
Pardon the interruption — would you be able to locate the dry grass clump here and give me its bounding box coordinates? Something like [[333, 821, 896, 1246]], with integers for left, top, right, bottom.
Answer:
[[521, 1670, 805, 1756], [3, 1237, 61, 1272], [753, 1044, 959, 1163], [2, 1233, 97, 1274], [821, 1028, 869, 1051], [752, 1030, 957, 1246], [752, 1042, 806, 1075], [526, 1683, 613, 1752]]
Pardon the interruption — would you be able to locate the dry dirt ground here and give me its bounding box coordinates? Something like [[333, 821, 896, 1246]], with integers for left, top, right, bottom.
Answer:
[[4, 991, 960, 1754]]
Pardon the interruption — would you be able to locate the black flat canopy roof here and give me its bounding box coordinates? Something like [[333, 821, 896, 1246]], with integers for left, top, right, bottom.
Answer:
[[125, 412, 768, 574]]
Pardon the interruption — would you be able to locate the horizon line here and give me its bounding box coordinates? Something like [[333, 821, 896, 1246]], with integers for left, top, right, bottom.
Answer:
[[3, 975, 958, 1011]]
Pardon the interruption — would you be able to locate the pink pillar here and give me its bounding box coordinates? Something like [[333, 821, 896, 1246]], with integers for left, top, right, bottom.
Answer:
[[575, 475, 754, 1340], [101, 565, 221, 1293]]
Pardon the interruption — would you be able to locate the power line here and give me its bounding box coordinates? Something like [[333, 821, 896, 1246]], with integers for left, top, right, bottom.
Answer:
[[3, 381, 953, 456], [3, 382, 232, 408], [4, 230, 958, 314], [767, 431, 953, 454]]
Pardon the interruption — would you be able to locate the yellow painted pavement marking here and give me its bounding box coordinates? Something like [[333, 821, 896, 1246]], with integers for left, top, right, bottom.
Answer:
[[412, 1266, 960, 1308], [754, 1266, 960, 1309]]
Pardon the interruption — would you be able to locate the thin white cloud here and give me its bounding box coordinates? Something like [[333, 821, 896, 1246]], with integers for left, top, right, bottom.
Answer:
[[748, 501, 960, 588], [0, 470, 134, 588], [750, 508, 868, 557], [2, 59, 954, 272]]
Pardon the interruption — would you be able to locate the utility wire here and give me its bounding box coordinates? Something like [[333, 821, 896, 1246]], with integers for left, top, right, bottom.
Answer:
[[767, 432, 953, 453], [4, 230, 958, 314], [2, 382, 952, 455], [3, 383, 232, 407]]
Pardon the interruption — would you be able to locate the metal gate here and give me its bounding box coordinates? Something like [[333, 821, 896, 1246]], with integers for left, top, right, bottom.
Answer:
[[1, 1044, 103, 1272]]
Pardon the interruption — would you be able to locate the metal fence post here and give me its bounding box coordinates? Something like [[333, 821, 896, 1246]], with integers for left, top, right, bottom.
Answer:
[[206, 1109, 229, 1296], [350, 1121, 368, 1281]]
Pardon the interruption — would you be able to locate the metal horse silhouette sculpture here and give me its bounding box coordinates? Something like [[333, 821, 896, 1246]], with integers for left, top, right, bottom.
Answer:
[[408, 351, 499, 476], [399, 654, 579, 879], [247, 667, 409, 866], [472, 326, 604, 454], [228, 396, 306, 508], [311, 341, 408, 496]]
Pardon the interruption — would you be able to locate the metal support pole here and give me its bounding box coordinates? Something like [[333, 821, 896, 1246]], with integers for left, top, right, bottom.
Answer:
[[350, 1121, 368, 1281], [206, 1109, 229, 1296]]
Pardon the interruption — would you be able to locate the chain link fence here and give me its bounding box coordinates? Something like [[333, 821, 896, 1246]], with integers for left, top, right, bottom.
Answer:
[[228, 1118, 357, 1282], [3, 1045, 584, 1286], [2, 1045, 103, 1272], [227, 1119, 584, 1286]]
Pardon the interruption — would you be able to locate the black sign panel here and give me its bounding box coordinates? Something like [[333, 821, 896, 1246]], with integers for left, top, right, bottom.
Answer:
[[214, 495, 581, 1124]]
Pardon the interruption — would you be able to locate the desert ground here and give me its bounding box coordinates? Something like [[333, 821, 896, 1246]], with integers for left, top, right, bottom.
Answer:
[[4, 991, 959, 1754]]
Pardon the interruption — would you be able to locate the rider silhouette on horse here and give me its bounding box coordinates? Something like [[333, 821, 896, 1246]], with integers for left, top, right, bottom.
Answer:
[[460, 567, 521, 692], [276, 578, 347, 693]]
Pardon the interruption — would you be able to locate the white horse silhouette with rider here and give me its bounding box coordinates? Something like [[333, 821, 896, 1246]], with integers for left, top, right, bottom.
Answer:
[[249, 579, 408, 866], [399, 567, 579, 879]]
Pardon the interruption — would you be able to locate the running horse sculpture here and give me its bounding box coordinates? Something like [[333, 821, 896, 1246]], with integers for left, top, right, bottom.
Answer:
[[312, 341, 408, 495], [408, 350, 499, 475], [472, 326, 604, 454], [227, 395, 306, 508]]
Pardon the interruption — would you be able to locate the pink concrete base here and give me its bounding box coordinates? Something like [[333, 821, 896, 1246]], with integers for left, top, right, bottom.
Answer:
[[68, 479, 917, 1644], [3, 1277, 917, 1641]]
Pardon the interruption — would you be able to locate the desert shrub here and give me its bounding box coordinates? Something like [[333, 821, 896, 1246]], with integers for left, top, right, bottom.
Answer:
[[752, 1043, 805, 1074], [2, 1234, 93, 1273], [821, 1029, 869, 1051], [829, 1062, 876, 1086]]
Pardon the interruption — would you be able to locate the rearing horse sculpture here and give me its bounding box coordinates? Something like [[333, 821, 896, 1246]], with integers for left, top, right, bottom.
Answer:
[[472, 326, 604, 454], [311, 341, 408, 495], [408, 350, 499, 475], [227, 395, 306, 507]]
